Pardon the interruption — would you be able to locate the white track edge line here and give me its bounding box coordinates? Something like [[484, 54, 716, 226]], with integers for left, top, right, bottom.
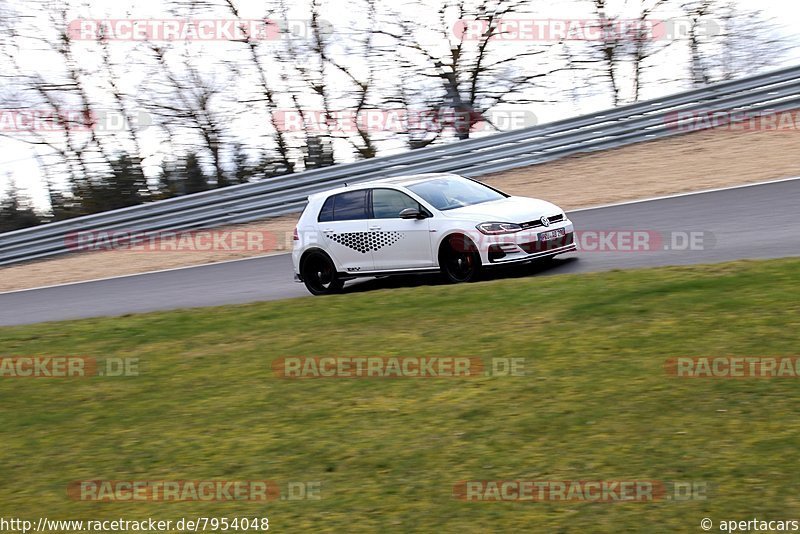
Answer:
[[569, 175, 800, 212]]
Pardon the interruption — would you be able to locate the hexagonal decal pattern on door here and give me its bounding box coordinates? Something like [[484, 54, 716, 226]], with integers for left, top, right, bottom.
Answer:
[[325, 232, 404, 254]]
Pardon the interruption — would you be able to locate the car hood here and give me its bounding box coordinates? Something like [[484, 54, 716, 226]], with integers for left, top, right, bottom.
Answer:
[[440, 196, 563, 223]]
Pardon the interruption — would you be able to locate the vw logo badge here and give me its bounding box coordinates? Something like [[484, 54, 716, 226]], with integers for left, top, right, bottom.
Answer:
[[540, 216, 550, 227]]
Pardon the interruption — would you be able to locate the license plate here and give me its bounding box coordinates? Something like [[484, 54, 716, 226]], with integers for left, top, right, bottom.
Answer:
[[539, 228, 566, 242]]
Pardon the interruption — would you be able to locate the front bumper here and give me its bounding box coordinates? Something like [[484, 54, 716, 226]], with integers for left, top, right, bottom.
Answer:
[[487, 241, 576, 265], [480, 223, 576, 265]]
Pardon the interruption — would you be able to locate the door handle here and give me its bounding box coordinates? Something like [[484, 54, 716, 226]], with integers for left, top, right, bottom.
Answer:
[[369, 226, 381, 231]]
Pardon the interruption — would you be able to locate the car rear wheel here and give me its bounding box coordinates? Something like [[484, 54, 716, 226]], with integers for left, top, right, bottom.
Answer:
[[440, 235, 481, 283], [301, 251, 344, 295]]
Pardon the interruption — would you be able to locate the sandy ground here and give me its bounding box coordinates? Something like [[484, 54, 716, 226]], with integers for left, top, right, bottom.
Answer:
[[2, 127, 799, 293]]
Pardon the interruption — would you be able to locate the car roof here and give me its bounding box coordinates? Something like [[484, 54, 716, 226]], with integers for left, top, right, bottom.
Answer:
[[307, 173, 461, 201]]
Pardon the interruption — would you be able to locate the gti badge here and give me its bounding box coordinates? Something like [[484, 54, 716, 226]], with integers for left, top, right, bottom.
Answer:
[[540, 216, 550, 227]]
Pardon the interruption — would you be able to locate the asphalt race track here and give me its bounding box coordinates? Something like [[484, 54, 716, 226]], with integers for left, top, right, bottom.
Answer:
[[1, 178, 798, 327]]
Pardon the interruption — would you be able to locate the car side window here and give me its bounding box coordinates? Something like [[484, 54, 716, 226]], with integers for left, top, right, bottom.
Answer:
[[371, 189, 421, 219], [318, 196, 335, 222], [332, 190, 369, 221]]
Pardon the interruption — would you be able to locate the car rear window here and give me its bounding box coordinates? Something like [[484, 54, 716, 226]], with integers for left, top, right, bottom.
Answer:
[[319, 190, 369, 222], [334, 190, 369, 220], [318, 196, 335, 222]]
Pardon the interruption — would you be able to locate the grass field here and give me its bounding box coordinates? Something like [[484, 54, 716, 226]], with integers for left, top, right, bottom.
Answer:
[[1, 258, 799, 533]]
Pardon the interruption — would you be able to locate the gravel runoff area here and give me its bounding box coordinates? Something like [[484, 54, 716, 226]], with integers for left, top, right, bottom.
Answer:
[[2, 127, 799, 293]]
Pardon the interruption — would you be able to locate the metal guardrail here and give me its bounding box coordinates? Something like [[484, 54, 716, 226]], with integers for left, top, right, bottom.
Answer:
[[2, 64, 800, 266]]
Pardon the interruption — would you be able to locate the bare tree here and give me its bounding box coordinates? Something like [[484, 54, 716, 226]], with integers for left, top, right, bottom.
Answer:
[[680, 0, 714, 86], [564, 0, 676, 105], [0, 5, 96, 207], [630, 0, 672, 102], [380, 0, 558, 140], [277, 0, 383, 162], [705, 1, 789, 82], [222, 0, 297, 173], [145, 44, 230, 187]]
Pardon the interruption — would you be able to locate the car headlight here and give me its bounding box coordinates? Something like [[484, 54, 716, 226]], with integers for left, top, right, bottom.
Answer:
[[476, 222, 522, 235]]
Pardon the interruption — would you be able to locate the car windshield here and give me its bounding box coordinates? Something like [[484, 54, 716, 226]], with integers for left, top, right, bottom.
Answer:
[[406, 176, 506, 211]]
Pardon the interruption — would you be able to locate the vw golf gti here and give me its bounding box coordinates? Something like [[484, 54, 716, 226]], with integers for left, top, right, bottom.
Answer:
[[292, 173, 576, 295]]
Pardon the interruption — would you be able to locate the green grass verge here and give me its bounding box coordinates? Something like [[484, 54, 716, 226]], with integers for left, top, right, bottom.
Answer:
[[1, 258, 799, 533]]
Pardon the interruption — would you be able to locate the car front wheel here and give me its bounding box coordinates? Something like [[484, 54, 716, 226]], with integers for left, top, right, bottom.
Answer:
[[440, 235, 481, 283]]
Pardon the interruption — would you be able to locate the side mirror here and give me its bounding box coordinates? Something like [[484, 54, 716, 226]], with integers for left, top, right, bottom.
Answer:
[[399, 208, 427, 219]]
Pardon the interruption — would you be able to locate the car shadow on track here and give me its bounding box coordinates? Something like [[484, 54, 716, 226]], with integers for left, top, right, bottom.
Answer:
[[340, 256, 580, 294]]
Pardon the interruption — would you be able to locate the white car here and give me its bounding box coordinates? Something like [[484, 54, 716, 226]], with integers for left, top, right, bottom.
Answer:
[[292, 173, 576, 295]]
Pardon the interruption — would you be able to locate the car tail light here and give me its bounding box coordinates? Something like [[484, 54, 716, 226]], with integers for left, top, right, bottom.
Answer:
[[293, 228, 299, 241]]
